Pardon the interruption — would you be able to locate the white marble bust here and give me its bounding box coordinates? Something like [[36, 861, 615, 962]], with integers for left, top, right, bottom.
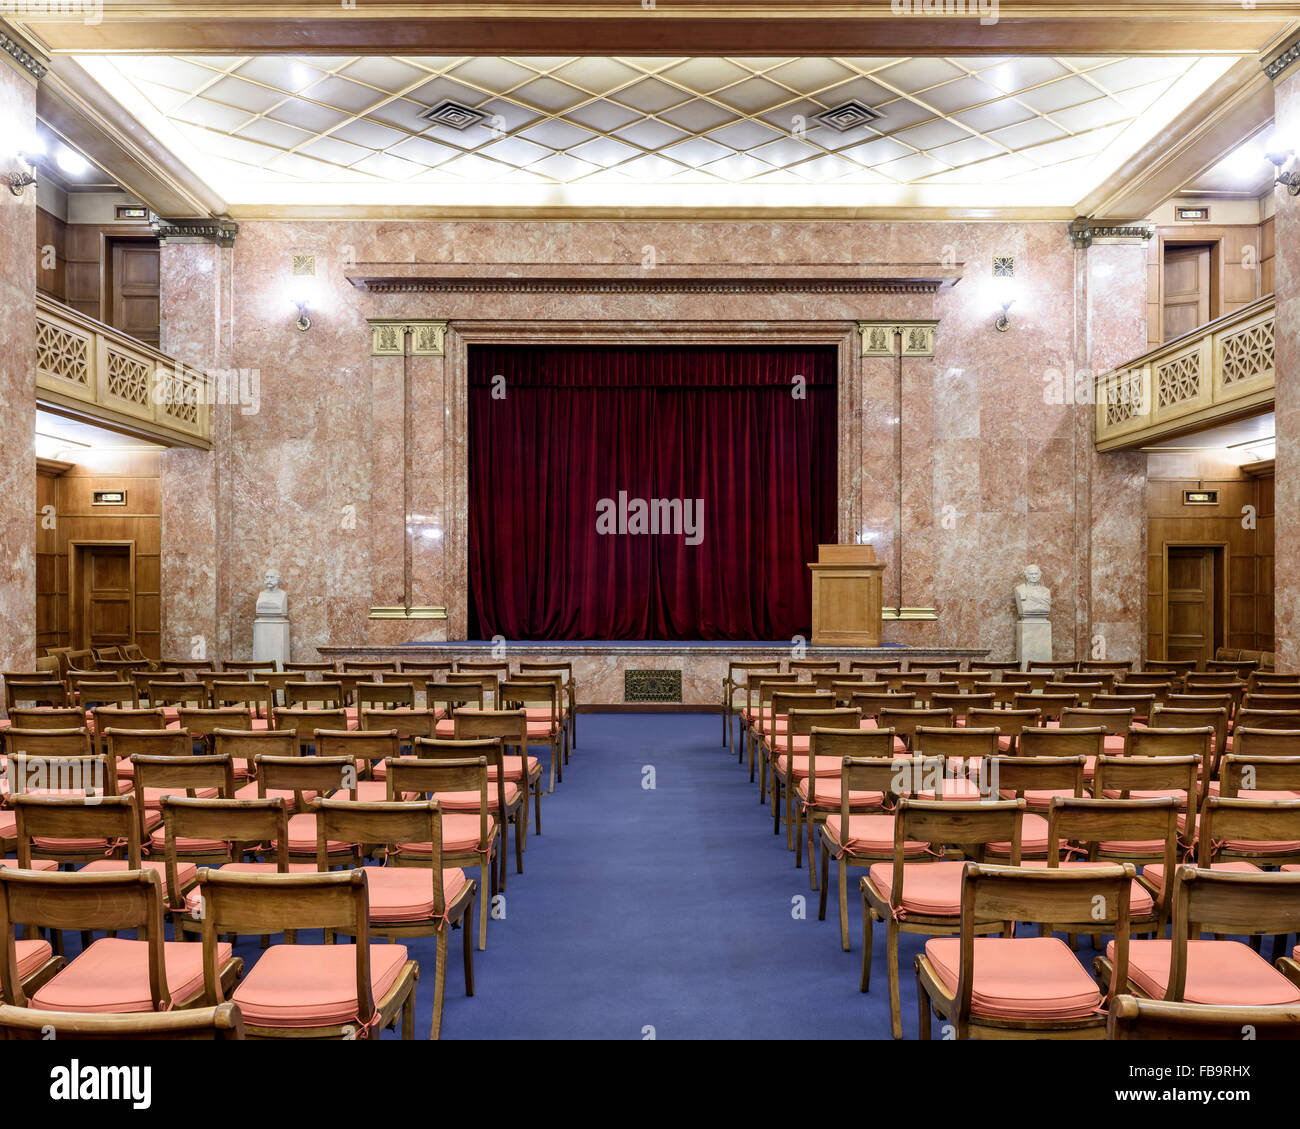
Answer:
[[255, 568, 288, 618], [1013, 564, 1051, 618]]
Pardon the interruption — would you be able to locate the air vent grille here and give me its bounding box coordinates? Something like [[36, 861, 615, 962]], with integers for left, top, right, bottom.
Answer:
[[814, 100, 883, 132], [420, 100, 489, 131]]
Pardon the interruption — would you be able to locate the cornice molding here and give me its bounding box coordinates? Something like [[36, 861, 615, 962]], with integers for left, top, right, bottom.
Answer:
[[152, 218, 239, 248], [359, 277, 946, 296], [1069, 218, 1156, 249], [1265, 34, 1300, 82], [0, 26, 47, 84]]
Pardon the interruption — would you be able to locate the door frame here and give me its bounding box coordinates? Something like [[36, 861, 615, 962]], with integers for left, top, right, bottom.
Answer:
[[68, 539, 136, 651], [1161, 540, 1228, 664]]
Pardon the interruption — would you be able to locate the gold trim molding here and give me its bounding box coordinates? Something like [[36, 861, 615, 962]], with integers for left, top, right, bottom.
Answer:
[[858, 321, 938, 358], [881, 607, 940, 621], [368, 320, 448, 357], [367, 606, 448, 620]]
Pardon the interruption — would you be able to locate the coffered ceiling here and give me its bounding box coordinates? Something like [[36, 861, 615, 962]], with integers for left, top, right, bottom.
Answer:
[[75, 52, 1241, 214]]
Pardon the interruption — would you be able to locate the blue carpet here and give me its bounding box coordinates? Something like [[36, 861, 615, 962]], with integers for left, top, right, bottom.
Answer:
[[390, 711, 925, 1040]]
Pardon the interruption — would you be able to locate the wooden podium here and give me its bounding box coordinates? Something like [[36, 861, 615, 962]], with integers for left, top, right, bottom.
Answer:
[[808, 544, 885, 646]]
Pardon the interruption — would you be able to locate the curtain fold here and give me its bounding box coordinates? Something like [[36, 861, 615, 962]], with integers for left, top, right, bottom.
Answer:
[[468, 344, 838, 641]]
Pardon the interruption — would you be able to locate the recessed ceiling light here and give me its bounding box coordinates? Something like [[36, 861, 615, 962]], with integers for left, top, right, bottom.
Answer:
[[56, 146, 90, 176], [814, 100, 883, 133], [419, 100, 490, 131]]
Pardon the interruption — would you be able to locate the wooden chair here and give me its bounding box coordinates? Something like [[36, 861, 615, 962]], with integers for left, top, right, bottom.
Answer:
[[1028, 661, 1077, 675], [1090, 693, 1156, 720], [929, 693, 995, 722], [213, 728, 302, 802], [196, 868, 418, 1039], [1197, 795, 1300, 870], [148, 680, 208, 710], [913, 862, 1135, 1040], [848, 659, 903, 673], [314, 729, 400, 797], [1095, 866, 1300, 1008], [1080, 659, 1135, 675], [452, 709, 544, 837], [389, 754, 497, 952], [500, 678, 564, 792], [967, 707, 1041, 754], [222, 660, 276, 676], [759, 690, 834, 805], [211, 681, 275, 726], [356, 681, 416, 713], [770, 707, 862, 849], [1012, 692, 1078, 722], [517, 660, 579, 749], [160, 794, 298, 938], [976, 680, 1031, 708], [510, 671, 571, 770], [0, 1001, 246, 1040], [415, 736, 523, 887], [1151, 705, 1229, 775], [818, 755, 943, 951], [5, 680, 69, 711], [846, 690, 915, 720], [900, 680, 958, 706], [877, 707, 953, 753], [159, 659, 215, 674], [722, 660, 781, 751], [132, 753, 239, 883], [1045, 680, 1102, 705], [790, 660, 841, 678], [285, 660, 337, 676], [1093, 752, 1200, 851], [907, 659, 961, 673], [861, 797, 1025, 1037], [1107, 994, 1300, 1040], [1060, 670, 1116, 694], [313, 798, 476, 1039], [740, 673, 800, 777], [178, 706, 255, 753], [796, 728, 895, 885], [1207, 659, 1259, 676], [0, 868, 241, 1013], [360, 706, 441, 751], [254, 754, 359, 865]]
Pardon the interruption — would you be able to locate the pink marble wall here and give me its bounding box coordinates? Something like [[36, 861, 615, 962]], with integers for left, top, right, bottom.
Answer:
[[1273, 69, 1300, 671], [156, 219, 1150, 663], [0, 62, 37, 671]]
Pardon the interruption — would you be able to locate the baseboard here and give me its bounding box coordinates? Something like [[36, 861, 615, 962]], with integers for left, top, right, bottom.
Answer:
[[576, 704, 723, 714]]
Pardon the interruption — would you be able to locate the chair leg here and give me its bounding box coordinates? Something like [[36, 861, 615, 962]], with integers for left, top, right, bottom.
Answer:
[[860, 901, 873, 992], [772, 776, 781, 834], [785, 781, 796, 850], [795, 802, 804, 869], [515, 814, 524, 875], [430, 928, 448, 1040], [402, 981, 415, 1041], [818, 844, 829, 920], [477, 861, 489, 952], [533, 780, 542, 835], [837, 859, 850, 952], [809, 821, 819, 892], [462, 901, 476, 996], [549, 746, 557, 794], [916, 971, 932, 1040], [887, 921, 903, 1039]]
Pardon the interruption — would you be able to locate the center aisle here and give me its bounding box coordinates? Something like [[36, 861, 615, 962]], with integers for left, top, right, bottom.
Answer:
[[429, 712, 922, 1040]]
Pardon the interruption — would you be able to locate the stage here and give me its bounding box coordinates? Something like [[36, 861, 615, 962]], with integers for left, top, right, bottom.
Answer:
[[317, 642, 991, 709]]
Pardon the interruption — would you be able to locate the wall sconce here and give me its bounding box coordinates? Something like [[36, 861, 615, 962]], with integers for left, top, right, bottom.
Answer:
[[992, 257, 1016, 332], [7, 138, 43, 198], [1267, 148, 1300, 196], [292, 298, 312, 332]]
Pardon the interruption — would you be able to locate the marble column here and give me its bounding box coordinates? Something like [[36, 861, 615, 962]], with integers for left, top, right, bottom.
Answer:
[[0, 50, 38, 671], [159, 242, 229, 661], [1273, 61, 1300, 670]]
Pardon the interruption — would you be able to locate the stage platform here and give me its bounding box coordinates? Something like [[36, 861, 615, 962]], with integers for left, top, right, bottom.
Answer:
[[317, 641, 991, 709]]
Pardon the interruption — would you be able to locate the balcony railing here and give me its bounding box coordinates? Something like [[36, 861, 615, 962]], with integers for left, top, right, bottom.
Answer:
[[1094, 295, 1275, 451], [35, 294, 210, 449]]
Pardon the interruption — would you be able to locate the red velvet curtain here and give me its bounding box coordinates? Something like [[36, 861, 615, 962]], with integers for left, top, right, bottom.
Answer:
[[468, 344, 838, 641]]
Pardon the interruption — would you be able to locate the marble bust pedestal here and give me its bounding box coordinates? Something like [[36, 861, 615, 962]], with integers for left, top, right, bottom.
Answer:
[[253, 578, 290, 670], [1015, 615, 1052, 667]]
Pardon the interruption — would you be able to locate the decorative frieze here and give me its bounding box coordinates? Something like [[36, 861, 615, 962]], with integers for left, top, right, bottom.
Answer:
[[152, 219, 239, 248], [0, 29, 47, 83], [367, 319, 448, 357], [858, 320, 938, 358], [1069, 218, 1156, 249]]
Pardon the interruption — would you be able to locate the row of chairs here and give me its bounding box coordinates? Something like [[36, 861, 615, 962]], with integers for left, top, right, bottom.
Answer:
[[726, 658, 1300, 1039]]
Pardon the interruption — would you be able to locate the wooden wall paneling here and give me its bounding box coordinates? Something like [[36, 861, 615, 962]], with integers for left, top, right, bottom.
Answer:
[[1260, 216, 1275, 298], [36, 207, 67, 303], [35, 470, 62, 652]]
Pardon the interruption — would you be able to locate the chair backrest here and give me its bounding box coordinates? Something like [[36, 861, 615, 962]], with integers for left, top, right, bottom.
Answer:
[[390, 753, 492, 853], [912, 726, 999, 762], [8, 708, 85, 731], [1243, 693, 1300, 713], [786, 707, 860, 739], [726, 660, 781, 689], [456, 660, 509, 676], [1197, 798, 1300, 866], [847, 690, 915, 718], [360, 707, 440, 742], [1150, 705, 1229, 761], [838, 755, 918, 808], [1107, 995, 1300, 1041], [1126, 727, 1214, 780], [197, 869, 374, 1017], [285, 681, 345, 709], [942, 863, 1133, 1036], [285, 661, 337, 674], [878, 707, 954, 748], [161, 795, 290, 893], [1231, 728, 1300, 759], [991, 754, 1086, 799], [399, 660, 454, 678], [452, 708, 527, 744], [178, 707, 255, 748], [0, 1001, 246, 1040], [210, 681, 274, 720], [1059, 706, 1133, 736], [213, 729, 301, 771], [804, 728, 896, 792], [255, 754, 356, 807], [272, 707, 348, 751], [1012, 692, 1079, 720], [967, 708, 1041, 748], [847, 659, 902, 673], [748, 675, 800, 711], [1060, 670, 1116, 692], [1046, 796, 1178, 878], [314, 800, 447, 912], [1028, 660, 1078, 674], [1236, 710, 1300, 732], [1185, 672, 1245, 687], [1206, 659, 1258, 675], [0, 869, 168, 1009], [1044, 680, 1101, 704], [929, 692, 995, 720], [789, 660, 841, 676], [1145, 660, 1196, 675], [12, 794, 141, 868], [769, 690, 834, 726], [892, 800, 1025, 888], [5, 728, 98, 767], [1094, 755, 1198, 816], [76, 681, 137, 710], [1219, 754, 1300, 795], [104, 727, 194, 763], [907, 659, 961, 672], [5, 680, 69, 709], [978, 680, 1031, 707], [148, 680, 207, 708], [900, 680, 959, 704], [424, 681, 486, 713], [499, 679, 559, 718], [315, 729, 400, 778], [355, 681, 415, 711]]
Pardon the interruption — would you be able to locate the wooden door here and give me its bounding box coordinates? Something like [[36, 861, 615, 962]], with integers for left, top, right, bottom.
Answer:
[[1162, 244, 1211, 343], [77, 546, 134, 651], [1166, 547, 1217, 667], [109, 240, 160, 347]]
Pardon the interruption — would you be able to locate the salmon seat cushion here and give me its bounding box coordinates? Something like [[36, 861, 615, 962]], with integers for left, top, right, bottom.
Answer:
[[1108, 939, 1300, 1007], [925, 936, 1102, 1020], [232, 943, 409, 1028], [32, 937, 232, 1013]]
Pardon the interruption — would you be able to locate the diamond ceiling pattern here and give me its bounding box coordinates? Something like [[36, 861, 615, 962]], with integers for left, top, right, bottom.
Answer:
[[79, 53, 1236, 209]]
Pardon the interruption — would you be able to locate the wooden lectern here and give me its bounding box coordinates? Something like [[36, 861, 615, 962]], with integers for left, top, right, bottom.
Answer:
[[807, 544, 885, 646]]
